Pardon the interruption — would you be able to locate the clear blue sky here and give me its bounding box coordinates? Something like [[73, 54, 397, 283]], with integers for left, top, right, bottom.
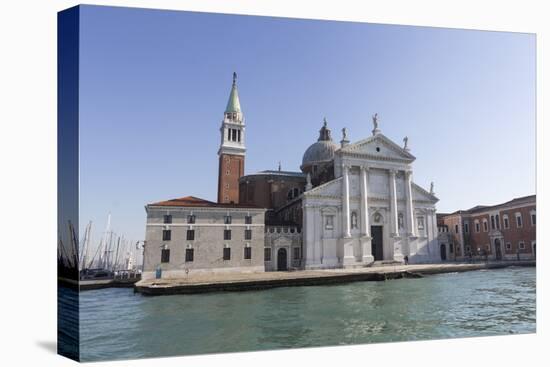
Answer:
[[78, 5, 535, 245]]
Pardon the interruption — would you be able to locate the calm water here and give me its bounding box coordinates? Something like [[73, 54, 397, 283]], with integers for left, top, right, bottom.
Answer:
[[76, 267, 535, 361]]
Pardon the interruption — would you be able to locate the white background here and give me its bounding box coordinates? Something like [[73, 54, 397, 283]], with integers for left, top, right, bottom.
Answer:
[[0, 0, 547, 366]]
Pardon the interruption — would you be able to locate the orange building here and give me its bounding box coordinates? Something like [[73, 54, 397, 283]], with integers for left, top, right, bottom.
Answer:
[[438, 195, 536, 261]]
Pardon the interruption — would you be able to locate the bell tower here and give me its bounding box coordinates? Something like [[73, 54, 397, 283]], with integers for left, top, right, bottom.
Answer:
[[217, 72, 246, 204]]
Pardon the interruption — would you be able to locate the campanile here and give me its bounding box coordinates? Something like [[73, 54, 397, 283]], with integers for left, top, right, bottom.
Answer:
[[217, 72, 246, 204]]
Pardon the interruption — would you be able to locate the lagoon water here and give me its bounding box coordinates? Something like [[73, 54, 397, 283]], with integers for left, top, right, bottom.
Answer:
[[77, 267, 535, 361]]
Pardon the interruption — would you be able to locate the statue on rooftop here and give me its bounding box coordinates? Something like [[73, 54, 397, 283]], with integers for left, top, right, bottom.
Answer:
[[372, 113, 379, 130]]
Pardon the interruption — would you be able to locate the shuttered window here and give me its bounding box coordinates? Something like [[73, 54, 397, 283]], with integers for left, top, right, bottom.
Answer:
[[224, 230, 231, 240], [223, 247, 231, 260], [161, 249, 170, 263], [185, 248, 194, 262]]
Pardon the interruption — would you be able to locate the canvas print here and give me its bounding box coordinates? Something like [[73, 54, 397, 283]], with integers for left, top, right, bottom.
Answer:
[[57, 5, 536, 362]]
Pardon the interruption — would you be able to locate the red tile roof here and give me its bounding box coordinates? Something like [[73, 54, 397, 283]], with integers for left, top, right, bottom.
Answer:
[[148, 196, 261, 209], [441, 194, 535, 216]]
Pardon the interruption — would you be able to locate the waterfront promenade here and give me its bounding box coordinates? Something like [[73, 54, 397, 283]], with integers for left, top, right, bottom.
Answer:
[[134, 260, 535, 295]]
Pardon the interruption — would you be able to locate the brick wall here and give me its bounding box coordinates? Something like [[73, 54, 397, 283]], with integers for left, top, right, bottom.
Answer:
[[218, 154, 244, 204]]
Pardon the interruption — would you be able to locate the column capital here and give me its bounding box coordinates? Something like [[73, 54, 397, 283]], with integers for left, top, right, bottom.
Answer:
[[389, 168, 398, 176], [404, 169, 413, 177], [360, 165, 370, 173]]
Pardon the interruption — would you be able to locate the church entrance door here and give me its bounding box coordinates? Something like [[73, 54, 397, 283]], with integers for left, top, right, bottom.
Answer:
[[495, 239, 502, 261], [277, 248, 288, 271], [371, 226, 383, 261]]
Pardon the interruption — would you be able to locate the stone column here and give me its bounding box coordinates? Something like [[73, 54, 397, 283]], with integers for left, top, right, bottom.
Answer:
[[360, 166, 374, 263], [389, 169, 399, 236], [360, 166, 370, 237], [389, 169, 403, 261], [304, 204, 317, 268], [342, 165, 351, 238], [404, 170, 416, 237]]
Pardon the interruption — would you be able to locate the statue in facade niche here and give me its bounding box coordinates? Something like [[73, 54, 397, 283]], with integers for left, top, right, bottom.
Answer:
[[351, 212, 358, 229]]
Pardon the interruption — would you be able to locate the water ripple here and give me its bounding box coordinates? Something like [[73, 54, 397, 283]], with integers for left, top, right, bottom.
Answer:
[[75, 267, 536, 361]]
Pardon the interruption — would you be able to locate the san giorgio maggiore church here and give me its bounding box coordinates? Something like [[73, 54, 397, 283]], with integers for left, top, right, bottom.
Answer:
[[142, 74, 441, 279]]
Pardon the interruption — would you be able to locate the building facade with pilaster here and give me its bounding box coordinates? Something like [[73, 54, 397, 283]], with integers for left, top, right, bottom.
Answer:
[[301, 117, 440, 268]]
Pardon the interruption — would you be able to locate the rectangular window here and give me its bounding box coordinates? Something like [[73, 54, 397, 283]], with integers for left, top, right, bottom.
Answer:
[[531, 213, 536, 226], [503, 216, 509, 229], [464, 223, 469, 233], [223, 247, 231, 260], [264, 248, 271, 261], [161, 249, 170, 263], [490, 216, 495, 230], [495, 214, 500, 229], [417, 217, 425, 230], [455, 224, 459, 234], [163, 214, 172, 224], [325, 215, 334, 230], [516, 214, 523, 228], [506, 243, 512, 250], [237, 129, 241, 142], [475, 222, 480, 233], [186, 229, 195, 241], [224, 229, 231, 240], [483, 221, 488, 232], [162, 229, 171, 241], [519, 241, 525, 250], [187, 215, 195, 224], [185, 248, 194, 262], [449, 244, 454, 253], [224, 215, 232, 224], [244, 247, 251, 260], [245, 215, 252, 224], [293, 247, 300, 260], [244, 229, 252, 240]]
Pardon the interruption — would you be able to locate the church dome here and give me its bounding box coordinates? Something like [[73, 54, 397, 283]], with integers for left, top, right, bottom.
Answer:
[[301, 119, 339, 167]]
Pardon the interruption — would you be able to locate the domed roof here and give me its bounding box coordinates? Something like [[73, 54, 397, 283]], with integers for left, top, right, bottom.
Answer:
[[301, 119, 339, 166]]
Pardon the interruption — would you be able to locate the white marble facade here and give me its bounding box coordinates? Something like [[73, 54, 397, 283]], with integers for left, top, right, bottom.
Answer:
[[302, 130, 440, 269]]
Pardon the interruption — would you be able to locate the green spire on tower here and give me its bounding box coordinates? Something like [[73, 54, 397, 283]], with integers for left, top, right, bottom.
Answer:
[[225, 72, 241, 113]]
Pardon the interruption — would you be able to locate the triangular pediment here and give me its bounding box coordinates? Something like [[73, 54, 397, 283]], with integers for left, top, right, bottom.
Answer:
[[340, 133, 416, 162], [303, 177, 343, 198], [412, 183, 438, 203]]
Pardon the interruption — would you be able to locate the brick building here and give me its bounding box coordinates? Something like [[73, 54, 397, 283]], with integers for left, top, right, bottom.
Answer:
[[438, 195, 536, 261]]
